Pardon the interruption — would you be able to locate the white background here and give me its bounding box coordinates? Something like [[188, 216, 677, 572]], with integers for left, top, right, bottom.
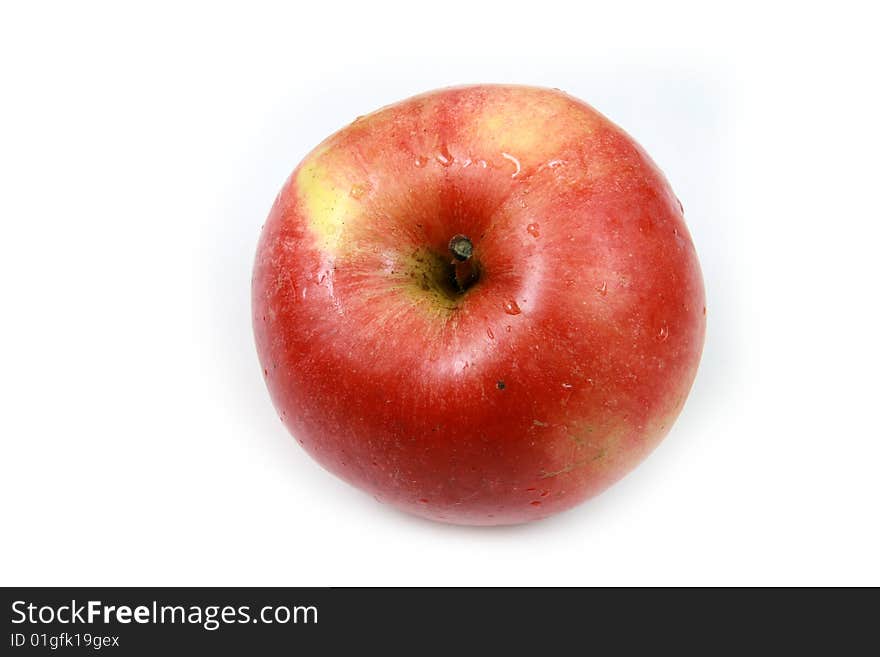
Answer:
[[2, 1, 878, 586]]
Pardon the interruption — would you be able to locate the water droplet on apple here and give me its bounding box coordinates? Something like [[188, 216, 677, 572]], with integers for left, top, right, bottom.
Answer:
[[596, 281, 607, 296], [486, 327, 495, 339], [540, 490, 550, 497], [530, 500, 542, 507], [527, 223, 540, 238], [503, 300, 521, 315], [657, 322, 669, 342], [505, 325, 512, 333], [561, 383, 573, 389], [414, 156, 428, 168], [418, 498, 429, 504], [501, 152, 521, 177], [436, 145, 453, 166]]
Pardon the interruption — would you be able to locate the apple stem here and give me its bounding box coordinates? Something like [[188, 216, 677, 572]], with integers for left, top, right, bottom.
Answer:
[[449, 234, 473, 262], [448, 234, 477, 292]]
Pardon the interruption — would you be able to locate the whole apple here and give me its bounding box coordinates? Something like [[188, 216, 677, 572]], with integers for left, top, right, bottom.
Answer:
[[252, 85, 705, 525]]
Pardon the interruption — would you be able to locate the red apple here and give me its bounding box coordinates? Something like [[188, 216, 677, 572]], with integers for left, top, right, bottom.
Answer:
[[252, 85, 705, 525]]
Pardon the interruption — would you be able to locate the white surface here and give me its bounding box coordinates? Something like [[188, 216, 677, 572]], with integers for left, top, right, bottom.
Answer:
[[1, 1, 878, 586]]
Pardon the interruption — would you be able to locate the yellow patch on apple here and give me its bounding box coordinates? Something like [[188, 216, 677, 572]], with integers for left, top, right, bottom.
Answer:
[[473, 89, 592, 169], [295, 157, 361, 254]]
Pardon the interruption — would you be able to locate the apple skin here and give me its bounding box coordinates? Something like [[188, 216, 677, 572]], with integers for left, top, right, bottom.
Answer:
[[253, 85, 705, 525]]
